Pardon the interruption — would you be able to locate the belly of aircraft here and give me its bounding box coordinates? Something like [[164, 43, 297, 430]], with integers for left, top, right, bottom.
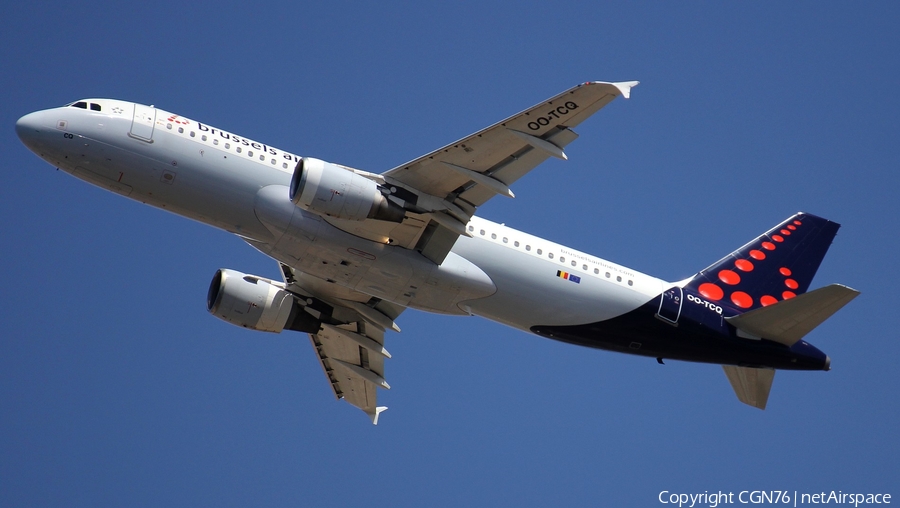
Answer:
[[530, 301, 829, 371]]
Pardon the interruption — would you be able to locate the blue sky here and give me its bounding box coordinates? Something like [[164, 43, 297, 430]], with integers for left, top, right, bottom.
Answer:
[[2, 1, 898, 506]]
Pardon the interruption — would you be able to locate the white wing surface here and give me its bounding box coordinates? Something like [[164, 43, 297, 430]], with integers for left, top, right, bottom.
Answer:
[[383, 81, 637, 208], [322, 81, 637, 264], [279, 264, 404, 424]]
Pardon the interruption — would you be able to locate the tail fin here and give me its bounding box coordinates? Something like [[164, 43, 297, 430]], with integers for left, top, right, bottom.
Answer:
[[684, 212, 840, 312]]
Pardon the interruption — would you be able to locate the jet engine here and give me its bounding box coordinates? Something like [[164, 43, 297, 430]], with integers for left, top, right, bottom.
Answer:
[[207, 269, 320, 333], [289, 157, 404, 222]]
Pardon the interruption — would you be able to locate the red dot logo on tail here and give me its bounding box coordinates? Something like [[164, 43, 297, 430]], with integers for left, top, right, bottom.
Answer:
[[699, 283, 724, 301], [731, 292, 753, 308], [735, 259, 754, 272], [718, 270, 740, 285]]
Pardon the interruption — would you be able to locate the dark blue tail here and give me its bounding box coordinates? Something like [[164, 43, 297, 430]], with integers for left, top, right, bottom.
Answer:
[[684, 212, 840, 312]]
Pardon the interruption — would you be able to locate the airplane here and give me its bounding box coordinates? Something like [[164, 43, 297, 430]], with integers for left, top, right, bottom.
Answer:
[[16, 81, 859, 424]]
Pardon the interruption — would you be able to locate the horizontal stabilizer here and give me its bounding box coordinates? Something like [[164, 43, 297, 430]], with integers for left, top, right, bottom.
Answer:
[[722, 365, 775, 410], [726, 284, 859, 347]]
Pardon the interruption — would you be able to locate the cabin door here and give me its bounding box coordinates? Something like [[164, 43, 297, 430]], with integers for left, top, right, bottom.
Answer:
[[130, 104, 156, 141], [657, 286, 683, 325]]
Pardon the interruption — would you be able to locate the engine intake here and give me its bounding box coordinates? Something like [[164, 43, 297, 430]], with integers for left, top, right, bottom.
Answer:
[[289, 157, 404, 222], [207, 269, 320, 333]]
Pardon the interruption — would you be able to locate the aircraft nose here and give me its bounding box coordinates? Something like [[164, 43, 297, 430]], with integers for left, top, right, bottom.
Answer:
[[16, 111, 46, 147]]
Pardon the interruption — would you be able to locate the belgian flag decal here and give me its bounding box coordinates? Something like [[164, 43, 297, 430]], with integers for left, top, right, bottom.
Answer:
[[556, 270, 581, 284]]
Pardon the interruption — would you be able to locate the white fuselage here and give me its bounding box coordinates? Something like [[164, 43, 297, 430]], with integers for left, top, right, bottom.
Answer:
[[17, 99, 666, 333]]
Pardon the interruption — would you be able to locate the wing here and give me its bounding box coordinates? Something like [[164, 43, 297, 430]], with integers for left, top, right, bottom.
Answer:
[[384, 81, 637, 208], [278, 263, 404, 424], [322, 81, 638, 264]]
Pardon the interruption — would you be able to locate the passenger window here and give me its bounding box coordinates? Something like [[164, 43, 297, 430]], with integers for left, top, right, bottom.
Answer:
[[617, 276, 622, 282], [480, 230, 485, 236], [270, 159, 276, 164], [178, 127, 184, 133], [236, 147, 242, 153], [502, 237, 508, 243], [605, 272, 611, 278], [560, 256, 565, 263], [247, 150, 253, 157], [491, 233, 496, 239], [202, 135, 207, 141], [167, 124, 172, 130], [548, 253, 554, 259], [628, 280, 634, 286], [190, 131, 195, 137], [572, 261, 577, 267], [214, 139, 219, 145], [582, 264, 587, 270], [526, 245, 531, 251], [514, 241, 519, 247], [225, 143, 230, 149], [594, 268, 599, 274], [282, 163, 288, 169], [468, 226, 474, 232], [537, 248, 542, 255]]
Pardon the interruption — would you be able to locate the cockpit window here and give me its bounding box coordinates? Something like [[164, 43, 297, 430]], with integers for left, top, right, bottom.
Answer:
[[71, 101, 87, 109], [90, 103, 101, 111]]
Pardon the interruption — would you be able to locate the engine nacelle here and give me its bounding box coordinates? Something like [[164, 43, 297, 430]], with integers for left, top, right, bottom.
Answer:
[[207, 269, 320, 333], [289, 157, 404, 222]]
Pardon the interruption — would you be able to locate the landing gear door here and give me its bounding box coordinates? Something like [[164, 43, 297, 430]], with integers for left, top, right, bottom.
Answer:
[[657, 286, 683, 325], [130, 104, 156, 142]]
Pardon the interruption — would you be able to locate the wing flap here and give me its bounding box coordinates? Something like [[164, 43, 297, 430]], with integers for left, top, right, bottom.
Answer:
[[722, 365, 775, 410], [726, 284, 860, 347], [280, 264, 402, 424], [454, 127, 579, 207], [309, 313, 390, 422], [417, 223, 463, 265]]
